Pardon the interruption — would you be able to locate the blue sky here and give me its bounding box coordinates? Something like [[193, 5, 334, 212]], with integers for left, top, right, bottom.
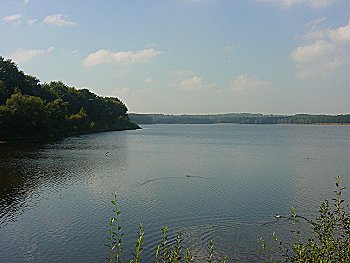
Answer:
[[1, 0, 349, 114]]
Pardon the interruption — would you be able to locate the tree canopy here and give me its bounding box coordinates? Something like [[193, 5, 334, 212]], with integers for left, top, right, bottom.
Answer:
[[0, 57, 139, 142]]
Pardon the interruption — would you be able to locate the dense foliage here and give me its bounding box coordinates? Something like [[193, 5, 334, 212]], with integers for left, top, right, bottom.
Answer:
[[129, 113, 350, 125], [0, 57, 139, 142]]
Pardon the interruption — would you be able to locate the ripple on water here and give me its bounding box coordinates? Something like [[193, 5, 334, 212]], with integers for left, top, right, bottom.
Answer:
[[0, 125, 349, 262]]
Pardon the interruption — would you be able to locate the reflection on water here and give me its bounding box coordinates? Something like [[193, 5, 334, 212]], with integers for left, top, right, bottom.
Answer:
[[0, 125, 349, 262], [0, 143, 45, 225]]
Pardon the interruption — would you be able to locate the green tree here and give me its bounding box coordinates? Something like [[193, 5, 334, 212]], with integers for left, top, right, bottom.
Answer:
[[4, 91, 50, 140], [0, 56, 139, 142], [0, 57, 27, 95], [0, 80, 8, 105]]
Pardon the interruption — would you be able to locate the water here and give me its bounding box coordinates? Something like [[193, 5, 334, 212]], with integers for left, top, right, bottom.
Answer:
[[0, 124, 349, 262]]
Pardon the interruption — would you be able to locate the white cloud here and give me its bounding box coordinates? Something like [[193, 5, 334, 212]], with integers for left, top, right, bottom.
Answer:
[[47, 47, 55, 53], [306, 16, 327, 30], [83, 50, 111, 66], [231, 74, 270, 92], [23, 0, 30, 4], [144, 77, 153, 84], [113, 49, 161, 64], [169, 70, 218, 92], [302, 16, 327, 39], [328, 20, 350, 44], [42, 14, 76, 26], [9, 47, 54, 64], [304, 30, 326, 40], [2, 14, 22, 24], [301, 17, 343, 42], [291, 40, 335, 62], [3, 13, 76, 27], [291, 20, 350, 78], [295, 57, 346, 79], [83, 48, 162, 67], [257, 0, 336, 8], [27, 18, 38, 26], [179, 76, 214, 91]]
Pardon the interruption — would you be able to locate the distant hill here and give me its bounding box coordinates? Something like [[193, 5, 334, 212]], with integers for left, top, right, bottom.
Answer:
[[0, 57, 139, 142], [129, 113, 350, 125]]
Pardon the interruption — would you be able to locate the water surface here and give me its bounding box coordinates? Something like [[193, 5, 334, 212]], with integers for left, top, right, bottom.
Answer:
[[0, 124, 349, 262]]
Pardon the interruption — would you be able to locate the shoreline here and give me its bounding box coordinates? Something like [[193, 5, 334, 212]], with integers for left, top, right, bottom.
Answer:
[[0, 125, 141, 144]]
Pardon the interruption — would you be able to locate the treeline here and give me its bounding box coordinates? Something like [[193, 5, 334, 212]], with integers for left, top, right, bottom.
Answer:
[[0, 57, 139, 142], [129, 113, 350, 125]]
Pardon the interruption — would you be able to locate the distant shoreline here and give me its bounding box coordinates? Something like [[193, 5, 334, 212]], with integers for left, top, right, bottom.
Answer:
[[140, 122, 350, 126], [129, 113, 350, 125], [309, 123, 350, 126]]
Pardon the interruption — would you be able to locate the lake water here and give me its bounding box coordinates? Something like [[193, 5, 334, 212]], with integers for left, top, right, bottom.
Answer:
[[0, 124, 349, 262]]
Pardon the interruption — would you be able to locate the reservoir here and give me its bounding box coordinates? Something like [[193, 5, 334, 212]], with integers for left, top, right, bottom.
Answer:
[[0, 124, 349, 262]]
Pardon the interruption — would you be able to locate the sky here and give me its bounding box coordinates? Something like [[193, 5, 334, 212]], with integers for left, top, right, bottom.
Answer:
[[1, 0, 349, 115]]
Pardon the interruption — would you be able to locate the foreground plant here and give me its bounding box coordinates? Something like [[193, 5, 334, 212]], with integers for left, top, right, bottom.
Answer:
[[109, 178, 348, 262], [108, 194, 228, 263], [108, 193, 123, 263], [260, 176, 350, 262]]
